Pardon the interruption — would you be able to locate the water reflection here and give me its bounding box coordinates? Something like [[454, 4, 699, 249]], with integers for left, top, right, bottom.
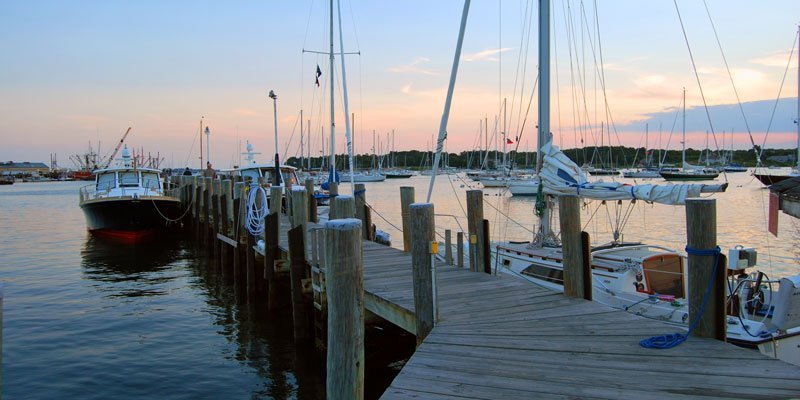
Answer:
[[81, 234, 184, 297]]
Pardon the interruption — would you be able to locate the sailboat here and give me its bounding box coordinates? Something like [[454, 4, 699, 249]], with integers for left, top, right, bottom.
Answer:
[[622, 124, 661, 178], [660, 89, 720, 181], [753, 26, 800, 186], [491, 3, 800, 365]]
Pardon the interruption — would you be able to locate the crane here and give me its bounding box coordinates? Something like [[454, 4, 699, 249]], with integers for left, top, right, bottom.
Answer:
[[102, 127, 132, 169]]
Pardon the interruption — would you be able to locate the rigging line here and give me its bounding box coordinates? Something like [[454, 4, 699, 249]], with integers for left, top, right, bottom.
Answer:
[[660, 92, 684, 167], [701, 0, 754, 139], [673, 0, 723, 161], [484, 197, 535, 235], [283, 110, 303, 157], [183, 125, 201, 168], [758, 32, 797, 164], [581, 199, 602, 231], [510, 0, 535, 140]]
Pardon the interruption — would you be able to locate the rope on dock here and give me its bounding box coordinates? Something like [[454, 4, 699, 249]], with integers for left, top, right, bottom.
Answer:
[[639, 245, 720, 349]]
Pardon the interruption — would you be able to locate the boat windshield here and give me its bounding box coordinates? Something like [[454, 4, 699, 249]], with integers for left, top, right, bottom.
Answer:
[[142, 172, 160, 190], [119, 171, 139, 187], [97, 172, 116, 191], [242, 169, 260, 183]]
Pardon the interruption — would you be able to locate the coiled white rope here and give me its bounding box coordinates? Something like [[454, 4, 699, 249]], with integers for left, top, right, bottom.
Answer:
[[245, 183, 268, 237]]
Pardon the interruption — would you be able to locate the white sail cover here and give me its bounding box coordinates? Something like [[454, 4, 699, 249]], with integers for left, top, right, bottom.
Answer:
[[540, 141, 720, 205]]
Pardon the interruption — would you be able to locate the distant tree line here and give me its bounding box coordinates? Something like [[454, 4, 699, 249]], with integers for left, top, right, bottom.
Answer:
[[285, 146, 797, 171]]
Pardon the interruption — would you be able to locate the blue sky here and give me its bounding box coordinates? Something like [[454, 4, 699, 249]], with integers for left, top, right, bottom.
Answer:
[[1, 1, 798, 168]]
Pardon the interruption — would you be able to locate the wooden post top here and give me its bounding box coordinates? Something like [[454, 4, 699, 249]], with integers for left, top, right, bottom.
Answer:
[[325, 218, 362, 231]]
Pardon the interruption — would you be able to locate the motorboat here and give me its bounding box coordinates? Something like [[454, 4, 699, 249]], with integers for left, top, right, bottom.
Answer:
[[79, 147, 180, 242]]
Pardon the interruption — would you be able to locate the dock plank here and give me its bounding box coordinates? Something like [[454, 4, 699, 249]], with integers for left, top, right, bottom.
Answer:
[[270, 214, 800, 399]]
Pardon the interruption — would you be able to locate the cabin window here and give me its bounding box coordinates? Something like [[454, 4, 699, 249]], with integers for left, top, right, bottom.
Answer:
[[142, 173, 160, 190], [119, 171, 139, 187], [642, 255, 685, 298], [242, 170, 260, 183], [261, 168, 284, 185], [521, 263, 563, 285], [97, 173, 116, 191], [284, 170, 297, 185]]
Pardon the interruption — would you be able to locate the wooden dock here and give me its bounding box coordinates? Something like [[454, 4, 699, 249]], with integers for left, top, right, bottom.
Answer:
[[174, 177, 800, 399]]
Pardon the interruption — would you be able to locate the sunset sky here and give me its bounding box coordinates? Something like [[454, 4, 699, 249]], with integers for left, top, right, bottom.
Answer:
[[1, 1, 798, 169]]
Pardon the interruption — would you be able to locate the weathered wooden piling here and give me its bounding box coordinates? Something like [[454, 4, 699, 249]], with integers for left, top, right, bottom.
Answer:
[[466, 190, 484, 272], [480, 219, 491, 274], [457, 231, 464, 268], [288, 209, 310, 343], [305, 178, 317, 223], [332, 195, 355, 221], [444, 229, 453, 265], [354, 183, 369, 240], [264, 212, 280, 310], [686, 198, 725, 340], [580, 231, 592, 301], [269, 186, 282, 215], [410, 202, 435, 346], [400, 186, 415, 252], [558, 195, 586, 299], [232, 182, 244, 286], [211, 179, 221, 259], [325, 218, 364, 400], [219, 179, 232, 275]]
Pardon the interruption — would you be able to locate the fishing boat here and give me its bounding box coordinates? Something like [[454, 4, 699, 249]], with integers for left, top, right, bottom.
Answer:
[[79, 146, 180, 242], [221, 142, 300, 190], [0, 175, 13, 185]]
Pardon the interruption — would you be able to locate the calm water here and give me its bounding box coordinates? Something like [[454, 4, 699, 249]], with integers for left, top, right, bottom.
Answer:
[[2, 172, 799, 399]]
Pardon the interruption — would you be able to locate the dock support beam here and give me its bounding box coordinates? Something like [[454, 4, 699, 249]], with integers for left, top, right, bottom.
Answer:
[[686, 198, 726, 340], [325, 218, 364, 400], [410, 202, 435, 346], [466, 190, 484, 272], [400, 187, 415, 252], [558, 195, 587, 299]]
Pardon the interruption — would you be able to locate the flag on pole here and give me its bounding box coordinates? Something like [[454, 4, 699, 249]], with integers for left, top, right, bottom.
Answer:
[[315, 65, 322, 87]]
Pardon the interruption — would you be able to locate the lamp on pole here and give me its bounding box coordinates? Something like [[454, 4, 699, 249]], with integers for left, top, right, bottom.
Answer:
[[268, 90, 282, 185], [204, 126, 211, 166]]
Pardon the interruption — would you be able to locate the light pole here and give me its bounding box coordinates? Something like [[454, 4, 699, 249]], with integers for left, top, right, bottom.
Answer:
[[268, 90, 282, 185], [204, 126, 211, 166]]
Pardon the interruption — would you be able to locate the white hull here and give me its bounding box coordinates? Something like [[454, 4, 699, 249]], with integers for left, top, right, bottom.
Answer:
[[622, 169, 661, 178], [340, 172, 386, 182]]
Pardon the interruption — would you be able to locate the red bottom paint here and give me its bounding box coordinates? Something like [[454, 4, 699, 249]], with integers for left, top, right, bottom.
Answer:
[[90, 229, 157, 244]]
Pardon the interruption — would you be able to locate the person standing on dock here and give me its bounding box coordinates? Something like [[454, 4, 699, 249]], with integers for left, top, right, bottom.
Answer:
[[204, 162, 216, 179]]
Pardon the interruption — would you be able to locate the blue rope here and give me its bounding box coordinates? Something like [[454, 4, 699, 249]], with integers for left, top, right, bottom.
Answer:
[[639, 245, 720, 349]]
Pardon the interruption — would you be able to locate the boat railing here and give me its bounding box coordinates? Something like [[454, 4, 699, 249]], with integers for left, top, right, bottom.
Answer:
[[79, 181, 178, 202]]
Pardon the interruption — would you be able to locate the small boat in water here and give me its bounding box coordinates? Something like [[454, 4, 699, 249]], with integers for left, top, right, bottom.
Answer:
[[79, 147, 181, 242]]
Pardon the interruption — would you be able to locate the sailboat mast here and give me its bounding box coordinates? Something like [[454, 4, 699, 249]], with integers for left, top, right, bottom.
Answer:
[[199, 117, 204, 169], [537, 0, 551, 236], [300, 109, 304, 170], [424, 0, 471, 202], [682, 88, 686, 168], [328, 0, 336, 181], [796, 25, 799, 171], [337, 0, 356, 190]]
